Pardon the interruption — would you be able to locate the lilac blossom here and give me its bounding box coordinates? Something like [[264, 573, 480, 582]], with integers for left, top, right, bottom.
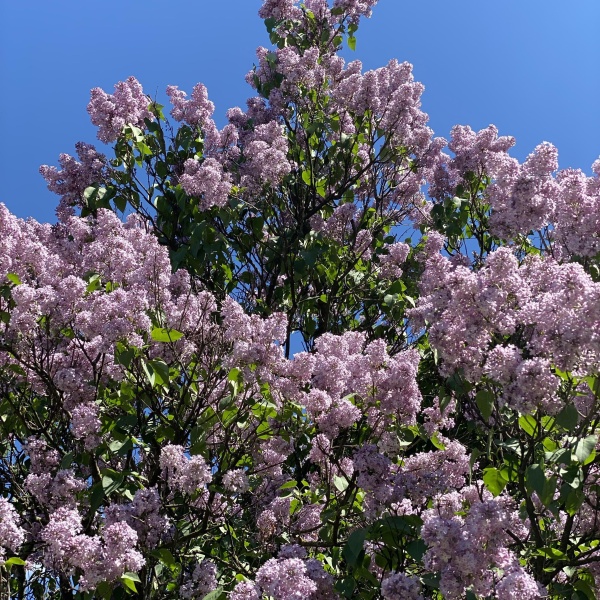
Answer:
[[0, 498, 25, 559], [39, 142, 106, 220], [222, 469, 250, 493], [160, 445, 212, 493], [71, 402, 102, 449], [180, 157, 232, 210], [87, 76, 152, 143], [381, 572, 424, 600], [166, 83, 215, 127], [180, 560, 218, 599], [255, 557, 317, 599]]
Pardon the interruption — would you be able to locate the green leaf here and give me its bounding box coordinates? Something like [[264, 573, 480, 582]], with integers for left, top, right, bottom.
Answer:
[[89, 482, 104, 513], [60, 451, 74, 470], [316, 180, 327, 198], [85, 273, 101, 293], [574, 435, 597, 464], [519, 415, 538, 437], [573, 578, 598, 600], [406, 539, 427, 562], [101, 469, 124, 496], [201, 589, 224, 600], [335, 578, 355, 598], [141, 360, 155, 387], [151, 327, 184, 343], [6, 273, 21, 286], [475, 389, 494, 421], [536, 547, 567, 560], [342, 529, 366, 567], [120, 572, 139, 593], [483, 467, 508, 496], [564, 488, 585, 516], [430, 432, 446, 450], [149, 359, 170, 386], [115, 344, 135, 368], [555, 404, 578, 432], [301, 170, 312, 185], [526, 464, 546, 496], [151, 548, 180, 574], [228, 367, 241, 396], [279, 480, 297, 491], [4, 557, 25, 566], [347, 35, 356, 51], [334, 475, 349, 492]]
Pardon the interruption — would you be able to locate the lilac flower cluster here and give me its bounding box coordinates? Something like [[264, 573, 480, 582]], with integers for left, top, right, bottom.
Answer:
[[180, 559, 218, 599], [105, 487, 171, 549], [487, 141, 559, 238], [159, 444, 212, 494], [378, 241, 410, 279], [0, 498, 25, 563], [39, 142, 106, 221], [70, 402, 102, 449], [381, 571, 424, 600], [421, 487, 539, 599], [352, 437, 471, 518], [554, 165, 600, 257], [0, 206, 222, 411], [429, 124, 600, 255], [255, 557, 317, 599], [41, 507, 144, 591], [87, 76, 152, 143], [180, 157, 232, 210], [166, 83, 215, 128], [410, 243, 600, 400]]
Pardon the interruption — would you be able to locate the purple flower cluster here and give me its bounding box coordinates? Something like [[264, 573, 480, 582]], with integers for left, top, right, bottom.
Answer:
[[410, 244, 600, 400], [421, 487, 537, 599], [87, 76, 152, 143], [166, 83, 215, 128], [0, 498, 25, 562], [180, 559, 218, 599], [381, 571, 424, 600], [41, 507, 144, 591], [70, 402, 102, 449], [255, 557, 317, 599], [180, 157, 232, 210], [159, 444, 212, 494], [105, 487, 171, 549], [39, 142, 106, 221]]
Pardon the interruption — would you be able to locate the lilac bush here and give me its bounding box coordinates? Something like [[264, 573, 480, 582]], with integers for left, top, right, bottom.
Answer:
[[0, 0, 595, 598]]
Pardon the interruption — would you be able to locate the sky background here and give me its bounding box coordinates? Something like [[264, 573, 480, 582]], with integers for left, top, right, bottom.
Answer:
[[1, 0, 599, 224]]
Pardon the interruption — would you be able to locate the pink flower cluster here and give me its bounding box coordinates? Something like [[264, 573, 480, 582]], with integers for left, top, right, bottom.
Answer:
[[554, 163, 600, 257], [233, 553, 336, 600], [429, 124, 600, 254], [180, 559, 218, 599], [487, 141, 559, 238], [180, 157, 232, 210], [421, 487, 539, 599], [0, 206, 222, 411], [159, 444, 212, 494], [0, 498, 25, 563], [410, 242, 600, 402], [87, 76, 152, 143], [41, 507, 144, 591], [381, 571, 424, 600], [105, 487, 171, 549], [378, 241, 410, 279], [166, 83, 215, 128], [39, 142, 106, 221]]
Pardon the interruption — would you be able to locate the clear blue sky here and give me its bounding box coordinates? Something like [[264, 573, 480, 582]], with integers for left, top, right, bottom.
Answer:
[[1, 0, 599, 224]]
